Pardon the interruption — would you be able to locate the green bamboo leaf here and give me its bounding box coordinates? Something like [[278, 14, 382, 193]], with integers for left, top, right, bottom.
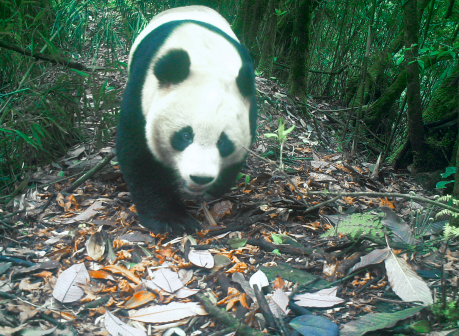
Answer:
[[31, 124, 43, 148], [70, 68, 90, 77], [284, 125, 295, 135], [14, 130, 37, 147]]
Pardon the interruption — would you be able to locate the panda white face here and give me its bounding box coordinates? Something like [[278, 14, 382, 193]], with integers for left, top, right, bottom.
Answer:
[[139, 23, 252, 195], [145, 72, 251, 195]]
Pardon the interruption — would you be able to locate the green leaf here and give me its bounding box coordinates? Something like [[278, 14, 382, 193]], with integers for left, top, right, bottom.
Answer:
[[244, 174, 250, 185], [436, 180, 455, 189], [340, 306, 425, 336], [70, 68, 90, 77], [271, 233, 283, 244], [417, 59, 424, 70], [14, 130, 37, 147], [228, 237, 248, 249], [272, 249, 281, 255], [441, 167, 456, 178], [284, 125, 295, 135], [408, 320, 431, 332], [290, 315, 339, 336], [396, 55, 404, 65]]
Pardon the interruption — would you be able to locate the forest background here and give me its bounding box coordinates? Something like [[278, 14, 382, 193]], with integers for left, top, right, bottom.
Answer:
[[0, 0, 458, 201]]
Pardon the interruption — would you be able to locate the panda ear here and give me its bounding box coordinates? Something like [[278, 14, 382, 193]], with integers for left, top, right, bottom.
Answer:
[[154, 49, 191, 85], [236, 63, 255, 97]]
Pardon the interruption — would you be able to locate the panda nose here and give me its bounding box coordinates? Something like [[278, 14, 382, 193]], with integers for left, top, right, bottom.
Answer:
[[190, 175, 214, 185]]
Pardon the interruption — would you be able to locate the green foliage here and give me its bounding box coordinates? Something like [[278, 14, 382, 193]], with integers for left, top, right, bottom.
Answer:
[[435, 167, 456, 189], [441, 167, 456, 178], [443, 223, 459, 242], [0, 0, 169, 195], [435, 195, 459, 220], [237, 172, 251, 187], [431, 301, 459, 326], [411, 210, 435, 239], [265, 118, 295, 171], [321, 212, 385, 240]]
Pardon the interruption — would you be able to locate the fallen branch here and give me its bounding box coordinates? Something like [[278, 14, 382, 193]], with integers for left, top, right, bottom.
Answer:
[[0, 40, 111, 72], [65, 152, 115, 193], [195, 292, 266, 336], [306, 191, 459, 214]]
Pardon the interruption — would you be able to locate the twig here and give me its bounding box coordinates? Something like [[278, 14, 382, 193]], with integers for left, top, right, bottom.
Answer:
[[245, 148, 310, 208], [304, 195, 341, 213], [306, 191, 459, 214], [0, 41, 93, 71], [65, 152, 115, 193], [253, 285, 275, 329]]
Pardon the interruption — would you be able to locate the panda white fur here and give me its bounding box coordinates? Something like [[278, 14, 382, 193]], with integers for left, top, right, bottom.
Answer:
[[116, 6, 257, 233]]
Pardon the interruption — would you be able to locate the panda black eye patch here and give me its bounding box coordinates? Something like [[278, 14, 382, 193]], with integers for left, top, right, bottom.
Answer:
[[154, 49, 191, 85], [217, 132, 235, 157], [171, 126, 194, 151]]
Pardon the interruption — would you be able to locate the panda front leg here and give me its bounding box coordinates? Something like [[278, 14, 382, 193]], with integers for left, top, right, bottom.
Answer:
[[121, 149, 199, 233]]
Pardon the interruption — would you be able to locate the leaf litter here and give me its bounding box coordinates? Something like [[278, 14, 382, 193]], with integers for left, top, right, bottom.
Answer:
[[0, 76, 452, 335]]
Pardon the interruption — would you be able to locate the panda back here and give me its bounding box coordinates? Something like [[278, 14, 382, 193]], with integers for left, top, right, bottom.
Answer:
[[129, 6, 238, 69]]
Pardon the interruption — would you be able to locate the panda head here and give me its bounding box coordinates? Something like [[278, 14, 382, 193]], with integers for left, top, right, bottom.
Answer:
[[143, 47, 254, 195]]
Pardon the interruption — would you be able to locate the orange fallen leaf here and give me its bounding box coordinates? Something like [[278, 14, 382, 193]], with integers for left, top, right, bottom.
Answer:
[[103, 265, 141, 284], [33, 271, 53, 278], [273, 277, 285, 290], [124, 290, 156, 309], [89, 270, 115, 281], [217, 287, 249, 311], [379, 197, 395, 209]]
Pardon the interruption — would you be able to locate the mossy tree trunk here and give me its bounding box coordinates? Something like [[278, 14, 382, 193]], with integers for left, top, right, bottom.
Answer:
[[288, 0, 317, 100], [257, 0, 278, 77], [404, 0, 427, 170], [453, 134, 459, 226], [346, 0, 431, 107], [322, 0, 349, 96], [232, 0, 266, 56], [365, 51, 452, 126], [424, 62, 459, 166]]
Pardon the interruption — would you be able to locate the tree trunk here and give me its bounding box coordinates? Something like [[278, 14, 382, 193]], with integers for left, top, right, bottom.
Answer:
[[365, 51, 452, 125], [404, 0, 426, 170], [257, 0, 278, 77], [346, 0, 432, 107], [288, 0, 316, 100]]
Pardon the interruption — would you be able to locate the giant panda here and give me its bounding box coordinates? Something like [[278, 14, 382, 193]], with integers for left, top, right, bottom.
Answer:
[[116, 6, 257, 233]]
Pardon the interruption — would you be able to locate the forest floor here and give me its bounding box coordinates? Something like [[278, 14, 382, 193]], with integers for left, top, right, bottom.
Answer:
[[0, 76, 454, 336]]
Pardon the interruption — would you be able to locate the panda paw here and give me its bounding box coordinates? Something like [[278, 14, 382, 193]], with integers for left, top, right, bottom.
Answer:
[[138, 212, 199, 234]]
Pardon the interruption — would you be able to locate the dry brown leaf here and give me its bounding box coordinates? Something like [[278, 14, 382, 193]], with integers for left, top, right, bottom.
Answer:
[[379, 197, 395, 209], [124, 290, 156, 309], [33, 271, 53, 278], [19, 278, 42, 291], [88, 269, 115, 281], [217, 287, 249, 311], [210, 200, 233, 220], [273, 277, 285, 290], [6, 303, 38, 323], [103, 264, 141, 284]]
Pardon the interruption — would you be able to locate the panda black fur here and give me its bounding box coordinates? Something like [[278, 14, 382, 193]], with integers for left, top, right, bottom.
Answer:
[[116, 6, 257, 233]]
